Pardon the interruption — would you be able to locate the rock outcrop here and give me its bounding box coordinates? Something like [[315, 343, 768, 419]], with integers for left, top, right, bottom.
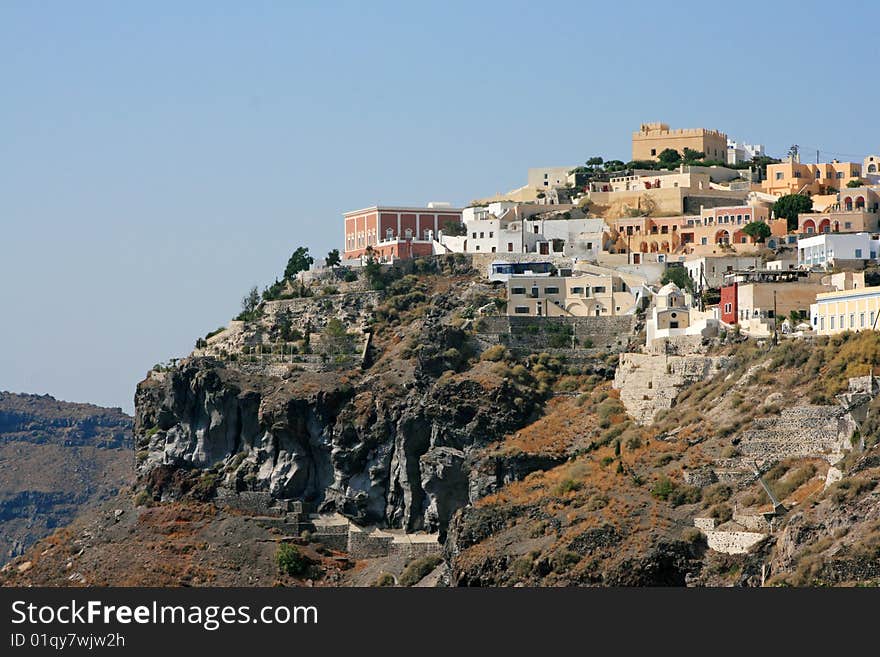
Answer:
[[0, 392, 132, 560], [613, 352, 729, 424]]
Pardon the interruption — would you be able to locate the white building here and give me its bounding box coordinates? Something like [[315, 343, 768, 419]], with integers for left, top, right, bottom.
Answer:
[[684, 255, 763, 291], [440, 202, 609, 259], [797, 232, 880, 269], [727, 140, 765, 165], [644, 283, 719, 346]]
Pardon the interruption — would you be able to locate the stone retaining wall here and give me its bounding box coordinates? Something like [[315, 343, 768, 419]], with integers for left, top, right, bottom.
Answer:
[[613, 352, 729, 425]]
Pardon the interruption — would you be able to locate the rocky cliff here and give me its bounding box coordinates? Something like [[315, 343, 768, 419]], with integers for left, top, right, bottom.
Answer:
[[133, 264, 547, 538], [0, 392, 132, 560]]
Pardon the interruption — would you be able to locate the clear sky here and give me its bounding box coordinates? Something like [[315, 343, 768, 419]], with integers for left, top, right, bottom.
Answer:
[[1, 1, 877, 413]]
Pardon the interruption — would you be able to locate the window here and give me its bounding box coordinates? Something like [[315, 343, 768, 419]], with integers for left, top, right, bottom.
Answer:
[[737, 214, 743, 224], [860, 313, 865, 327], [479, 232, 484, 238], [507, 243, 513, 252], [815, 170, 821, 179], [404, 228, 413, 239], [820, 316, 824, 330], [845, 222, 852, 229], [571, 287, 584, 294], [724, 303, 731, 313], [856, 249, 863, 258], [850, 314, 855, 328], [533, 226, 539, 234], [744, 214, 750, 222], [651, 148, 656, 156], [472, 232, 477, 238], [830, 316, 835, 329], [701, 237, 708, 245], [386, 228, 394, 239], [775, 172, 784, 180], [545, 287, 560, 294], [491, 246, 496, 253], [837, 172, 844, 179], [840, 315, 845, 328], [514, 306, 530, 314], [593, 286, 606, 294], [669, 321, 679, 329], [872, 311, 876, 326], [489, 232, 494, 238], [475, 245, 480, 251], [511, 287, 526, 295]]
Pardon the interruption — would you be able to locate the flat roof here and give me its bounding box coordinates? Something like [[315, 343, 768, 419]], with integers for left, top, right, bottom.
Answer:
[[816, 286, 880, 302], [344, 205, 463, 216]]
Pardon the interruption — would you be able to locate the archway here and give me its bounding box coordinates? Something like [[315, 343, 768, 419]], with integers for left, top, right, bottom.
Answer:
[[733, 230, 748, 244], [649, 242, 659, 253], [844, 197, 853, 211], [639, 241, 648, 253], [856, 196, 866, 209], [715, 230, 730, 245], [818, 218, 831, 233], [802, 219, 816, 234], [832, 221, 840, 232]]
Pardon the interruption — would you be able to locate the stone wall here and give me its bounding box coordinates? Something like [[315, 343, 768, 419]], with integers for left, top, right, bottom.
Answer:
[[732, 513, 771, 532], [477, 315, 637, 354], [613, 352, 730, 425], [736, 405, 854, 466], [704, 530, 766, 555]]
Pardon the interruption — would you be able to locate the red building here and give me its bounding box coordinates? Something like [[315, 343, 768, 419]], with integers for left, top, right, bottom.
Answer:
[[343, 205, 463, 261], [720, 282, 738, 324]]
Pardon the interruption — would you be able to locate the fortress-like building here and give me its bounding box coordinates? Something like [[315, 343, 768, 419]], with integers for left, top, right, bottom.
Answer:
[[632, 122, 728, 162]]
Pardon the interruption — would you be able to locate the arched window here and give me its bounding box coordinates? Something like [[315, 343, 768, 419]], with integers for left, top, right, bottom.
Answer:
[[404, 228, 413, 239], [386, 228, 394, 240], [869, 164, 878, 173]]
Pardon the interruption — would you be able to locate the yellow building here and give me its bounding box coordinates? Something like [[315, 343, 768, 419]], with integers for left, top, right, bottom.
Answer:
[[811, 285, 880, 335], [763, 159, 862, 196], [632, 122, 728, 162]]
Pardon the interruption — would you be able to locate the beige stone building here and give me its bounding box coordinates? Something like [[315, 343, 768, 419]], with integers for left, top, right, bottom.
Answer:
[[506, 273, 641, 317], [632, 122, 728, 162]]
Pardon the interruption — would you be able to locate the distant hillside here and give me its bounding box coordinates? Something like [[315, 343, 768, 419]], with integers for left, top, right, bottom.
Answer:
[[0, 392, 133, 561]]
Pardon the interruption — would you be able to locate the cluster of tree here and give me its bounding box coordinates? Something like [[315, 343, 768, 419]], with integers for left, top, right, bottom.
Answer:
[[773, 194, 813, 232], [571, 153, 780, 180]]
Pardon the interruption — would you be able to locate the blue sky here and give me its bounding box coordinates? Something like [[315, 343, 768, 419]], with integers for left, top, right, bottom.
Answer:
[[1, 1, 877, 413]]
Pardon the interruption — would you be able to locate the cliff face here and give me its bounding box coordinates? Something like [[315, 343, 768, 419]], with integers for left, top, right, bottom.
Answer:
[[0, 392, 133, 560], [133, 270, 544, 537]]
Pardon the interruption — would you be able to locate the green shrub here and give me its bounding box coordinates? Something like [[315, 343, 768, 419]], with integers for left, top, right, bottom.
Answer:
[[481, 345, 507, 362], [372, 573, 396, 587], [399, 555, 442, 586], [276, 543, 309, 577]]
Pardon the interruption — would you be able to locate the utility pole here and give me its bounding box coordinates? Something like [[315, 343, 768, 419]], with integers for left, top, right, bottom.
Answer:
[[772, 290, 778, 347]]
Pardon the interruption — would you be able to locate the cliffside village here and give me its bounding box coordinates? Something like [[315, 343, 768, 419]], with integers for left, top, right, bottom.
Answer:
[[341, 122, 880, 345]]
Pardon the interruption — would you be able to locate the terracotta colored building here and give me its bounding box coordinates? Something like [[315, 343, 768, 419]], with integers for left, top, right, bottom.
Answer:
[[762, 160, 862, 196], [343, 205, 463, 261]]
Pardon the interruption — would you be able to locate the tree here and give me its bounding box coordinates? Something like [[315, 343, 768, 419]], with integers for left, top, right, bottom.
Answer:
[[363, 249, 385, 290], [773, 194, 813, 232], [657, 148, 682, 165], [242, 286, 260, 314], [284, 247, 314, 280], [742, 221, 771, 242], [682, 148, 704, 161], [660, 266, 694, 293], [846, 179, 863, 188], [237, 285, 262, 321], [586, 156, 604, 167], [326, 248, 341, 268], [441, 219, 466, 236], [320, 318, 354, 361]]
